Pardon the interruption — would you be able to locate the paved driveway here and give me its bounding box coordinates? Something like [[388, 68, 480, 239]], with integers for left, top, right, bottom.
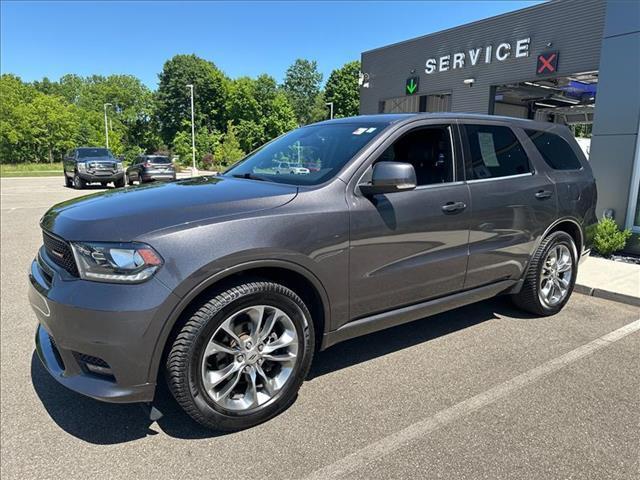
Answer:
[[1, 177, 639, 480]]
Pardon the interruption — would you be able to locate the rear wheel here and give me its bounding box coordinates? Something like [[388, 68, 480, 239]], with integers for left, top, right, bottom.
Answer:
[[512, 231, 577, 316], [73, 173, 85, 189], [166, 281, 314, 431]]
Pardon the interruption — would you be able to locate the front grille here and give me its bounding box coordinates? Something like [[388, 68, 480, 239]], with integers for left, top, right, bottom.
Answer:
[[88, 161, 116, 173], [42, 230, 79, 277]]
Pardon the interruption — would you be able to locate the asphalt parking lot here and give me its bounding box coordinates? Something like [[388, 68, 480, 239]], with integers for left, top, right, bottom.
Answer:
[[1, 176, 639, 480]]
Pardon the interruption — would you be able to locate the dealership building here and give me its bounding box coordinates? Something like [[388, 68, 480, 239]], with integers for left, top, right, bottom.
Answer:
[[359, 0, 640, 251]]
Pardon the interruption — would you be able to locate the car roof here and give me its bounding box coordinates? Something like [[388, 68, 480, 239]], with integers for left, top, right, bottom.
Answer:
[[313, 113, 560, 131]]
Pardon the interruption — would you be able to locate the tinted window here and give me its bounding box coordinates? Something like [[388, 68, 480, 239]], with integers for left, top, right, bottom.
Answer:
[[145, 156, 171, 164], [378, 126, 453, 186], [525, 129, 582, 170], [464, 125, 530, 180], [225, 123, 388, 186], [77, 148, 113, 158]]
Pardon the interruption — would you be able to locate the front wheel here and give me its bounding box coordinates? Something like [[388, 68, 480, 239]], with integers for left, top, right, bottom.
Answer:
[[64, 174, 73, 188], [73, 173, 85, 189], [512, 231, 577, 316], [114, 177, 125, 188], [166, 281, 314, 431], [127, 174, 134, 186]]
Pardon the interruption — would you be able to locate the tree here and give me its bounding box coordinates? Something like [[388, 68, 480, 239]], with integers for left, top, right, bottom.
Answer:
[[0, 74, 38, 162], [282, 59, 323, 125], [155, 54, 228, 146], [214, 122, 244, 169], [325, 60, 360, 118], [226, 74, 297, 152], [23, 93, 79, 162]]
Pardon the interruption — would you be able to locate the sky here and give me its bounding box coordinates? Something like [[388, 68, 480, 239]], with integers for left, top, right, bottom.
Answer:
[[1, 1, 543, 89]]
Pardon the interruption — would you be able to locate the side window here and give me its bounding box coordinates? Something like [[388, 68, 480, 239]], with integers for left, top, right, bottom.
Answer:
[[525, 129, 583, 170], [378, 126, 454, 186], [464, 124, 531, 180]]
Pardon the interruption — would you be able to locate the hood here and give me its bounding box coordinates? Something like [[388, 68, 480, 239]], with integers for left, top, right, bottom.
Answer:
[[41, 176, 298, 241]]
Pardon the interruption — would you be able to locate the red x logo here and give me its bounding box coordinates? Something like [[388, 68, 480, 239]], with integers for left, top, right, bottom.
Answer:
[[537, 52, 558, 74]]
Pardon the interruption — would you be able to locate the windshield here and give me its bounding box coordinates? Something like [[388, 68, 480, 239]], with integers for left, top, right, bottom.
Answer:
[[224, 123, 387, 185], [78, 148, 113, 159]]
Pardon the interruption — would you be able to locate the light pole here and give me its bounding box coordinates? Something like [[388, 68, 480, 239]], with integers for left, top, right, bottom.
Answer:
[[103, 103, 112, 148], [186, 84, 197, 175], [326, 102, 334, 120]]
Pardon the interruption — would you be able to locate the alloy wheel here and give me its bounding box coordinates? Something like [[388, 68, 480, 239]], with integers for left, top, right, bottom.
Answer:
[[539, 244, 573, 307], [200, 305, 298, 411]]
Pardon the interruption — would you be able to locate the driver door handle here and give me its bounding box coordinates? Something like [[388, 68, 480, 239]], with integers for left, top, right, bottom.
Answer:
[[441, 201, 467, 213]]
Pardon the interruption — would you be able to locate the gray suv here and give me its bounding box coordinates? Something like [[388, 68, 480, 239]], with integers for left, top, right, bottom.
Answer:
[[30, 114, 597, 431]]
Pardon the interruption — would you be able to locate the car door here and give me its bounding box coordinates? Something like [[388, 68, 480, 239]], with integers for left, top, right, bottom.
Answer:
[[348, 122, 471, 320], [460, 121, 557, 289]]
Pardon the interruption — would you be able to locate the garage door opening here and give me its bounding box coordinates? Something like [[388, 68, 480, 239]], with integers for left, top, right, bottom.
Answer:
[[490, 72, 597, 156]]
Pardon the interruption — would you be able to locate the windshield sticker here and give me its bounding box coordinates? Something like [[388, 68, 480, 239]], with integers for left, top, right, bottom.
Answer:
[[352, 128, 367, 135], [365, 127, 377, 133]]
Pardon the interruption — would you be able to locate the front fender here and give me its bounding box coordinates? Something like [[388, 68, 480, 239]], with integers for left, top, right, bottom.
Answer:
[[145, 257, 332, 385]]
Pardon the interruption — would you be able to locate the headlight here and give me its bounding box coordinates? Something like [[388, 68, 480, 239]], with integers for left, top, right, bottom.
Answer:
[[116, 162, 124, 172], [70, 242, 163, 283], [77, 162, 87, 173]]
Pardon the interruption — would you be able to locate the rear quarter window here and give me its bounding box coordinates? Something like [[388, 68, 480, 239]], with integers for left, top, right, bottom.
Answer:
[[525, 130, 583, 170]]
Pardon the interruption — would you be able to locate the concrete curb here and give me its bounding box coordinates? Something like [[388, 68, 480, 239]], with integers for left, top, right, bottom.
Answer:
[[574, 284, 640, 307]]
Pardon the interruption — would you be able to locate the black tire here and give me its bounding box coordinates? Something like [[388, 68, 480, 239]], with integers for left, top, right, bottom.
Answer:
[[127, 174, 134, 186], [64, 174, 73, 188], [114, 177, 125, 188], [100, 182, 108, 187], [166, 281, 314, 431], [73, 173, 85, 189], [512, 231, 578, 316]]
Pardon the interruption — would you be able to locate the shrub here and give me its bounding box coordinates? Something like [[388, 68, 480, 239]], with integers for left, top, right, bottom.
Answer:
[[593, 217, 632, 257]]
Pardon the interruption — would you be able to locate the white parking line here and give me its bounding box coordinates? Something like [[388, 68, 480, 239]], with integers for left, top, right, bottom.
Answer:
[[303, 318, 640, 480]]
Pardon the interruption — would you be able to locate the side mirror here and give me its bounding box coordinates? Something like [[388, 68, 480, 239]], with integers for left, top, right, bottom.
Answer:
[[359, 161, 417, 196]]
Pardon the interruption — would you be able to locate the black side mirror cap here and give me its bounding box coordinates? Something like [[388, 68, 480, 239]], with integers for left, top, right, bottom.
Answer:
[[359, 161, 417, 196]]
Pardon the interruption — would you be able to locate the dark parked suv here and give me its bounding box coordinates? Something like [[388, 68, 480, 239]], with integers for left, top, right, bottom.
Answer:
[[126, 155, 176, 185], [31, 114, 597, 431], [64, 147, 125, 189]]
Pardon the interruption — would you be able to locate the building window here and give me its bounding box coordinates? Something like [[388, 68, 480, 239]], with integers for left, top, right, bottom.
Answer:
[[464, 125, 531, 180]]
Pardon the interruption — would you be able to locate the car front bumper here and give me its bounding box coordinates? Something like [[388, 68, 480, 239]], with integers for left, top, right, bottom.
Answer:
[[78, 172, 125, 183], [29, 250, 179, 403]]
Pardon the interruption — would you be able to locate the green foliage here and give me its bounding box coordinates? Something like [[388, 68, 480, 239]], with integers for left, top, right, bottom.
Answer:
[[214, 122, 244, 169], [227, 74, 297, 152], [283, 59, 323, 125], [593, 217, 632, 256], [156, 54, 228, 146], [325, 60, 360, 118], [1, 54, 361, 168]]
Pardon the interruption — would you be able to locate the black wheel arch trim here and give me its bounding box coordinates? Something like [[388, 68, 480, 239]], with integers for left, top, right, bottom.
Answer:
[[518, 217, 584, 286], [146, 258, 331, 383]]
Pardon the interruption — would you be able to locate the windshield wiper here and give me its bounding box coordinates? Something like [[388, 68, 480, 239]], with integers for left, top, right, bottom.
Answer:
[[232, 173, 268, 181]]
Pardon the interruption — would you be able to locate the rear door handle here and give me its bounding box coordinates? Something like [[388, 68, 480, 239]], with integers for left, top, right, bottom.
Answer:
[[535, 190, 553, 199], [441, 201, 467, 213]]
